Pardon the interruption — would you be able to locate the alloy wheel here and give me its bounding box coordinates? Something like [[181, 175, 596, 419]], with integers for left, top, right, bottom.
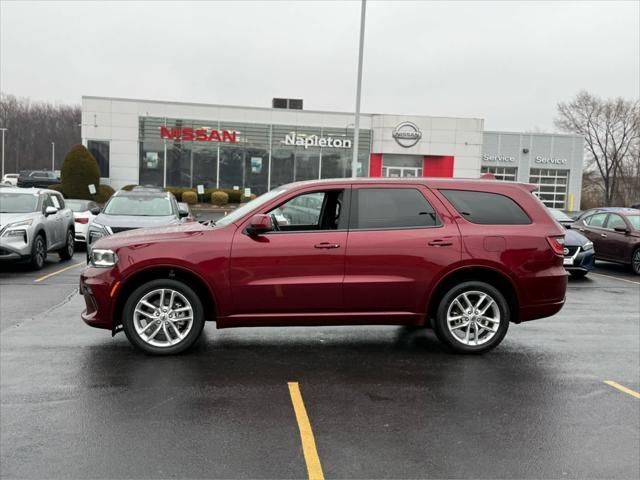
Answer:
[[633, 249, 640, 275], [132, 288, 194, 348], [446, 290, 500, 346], [35, 238, 45, 268], [67, 231, 74, 256]]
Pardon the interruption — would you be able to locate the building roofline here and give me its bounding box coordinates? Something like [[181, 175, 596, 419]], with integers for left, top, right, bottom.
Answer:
[[81, 95, 484, 121], [484, 130, 583, 139]]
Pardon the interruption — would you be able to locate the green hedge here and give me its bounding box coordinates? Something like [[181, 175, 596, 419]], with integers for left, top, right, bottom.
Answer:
[[60, 145, 100, 200], [96, 184, 115, 203], [211, 191, 229, 206], [241, 193, 257, 203], [182, 191, 198, 205]]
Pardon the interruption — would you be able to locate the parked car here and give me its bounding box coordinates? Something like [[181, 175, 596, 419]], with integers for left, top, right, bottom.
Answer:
[[549, 208, 594, 277], [0, 187, 75, 269], [80, 178, 568, 355], [631, 202, 640, 209], [16, 170, 60, 188], [87, 189, 187, 256], [572, 206, 636, 222], [571, 208, 640, 274], [2, 173, 19, 186], [65, 199, 101, 245]]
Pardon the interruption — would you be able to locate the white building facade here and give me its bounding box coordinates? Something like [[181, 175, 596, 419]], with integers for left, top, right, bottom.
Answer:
[[81, 96, 583, 209]]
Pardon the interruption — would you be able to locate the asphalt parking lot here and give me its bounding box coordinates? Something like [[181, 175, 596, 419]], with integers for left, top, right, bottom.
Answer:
[[1, 254, 639, 479]]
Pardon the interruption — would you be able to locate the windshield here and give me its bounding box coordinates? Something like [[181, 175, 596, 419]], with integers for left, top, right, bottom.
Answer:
[[216, 188, 288, 226], [66, 200, 90, 212], [627, 215, 640, 230], [0, 192, 39, 213], [103, 195, 173, 216], [0, 193, 38, 213], [549, 208, 573, 222]]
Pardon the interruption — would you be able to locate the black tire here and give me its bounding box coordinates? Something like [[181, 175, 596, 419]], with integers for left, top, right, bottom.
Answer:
[[58, 229, 75, 261], [29, 234, 47, 270], [434, 281, 510, 354], [122, 279, 205, 355], [632, 248, 640, 276], [569, 270, 588, 278]]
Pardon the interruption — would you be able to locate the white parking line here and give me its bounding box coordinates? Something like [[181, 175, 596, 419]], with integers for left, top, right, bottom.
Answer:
[[590, 272, 640, 286]]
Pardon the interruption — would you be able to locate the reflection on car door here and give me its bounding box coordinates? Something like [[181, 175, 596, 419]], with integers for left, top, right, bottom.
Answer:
[[343, 185, 461, 322], [229, 188, 349, 320], [601, 214, 632, 262], [578, 213, 609, 255]]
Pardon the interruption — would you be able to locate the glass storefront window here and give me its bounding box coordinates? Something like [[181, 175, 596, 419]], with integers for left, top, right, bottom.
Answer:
[[481, 166, 517, 181], [139, 141, 164, 186], [87, 140, 110, 178], [192, 143, 218, 189], [529, 168, 569, 208]]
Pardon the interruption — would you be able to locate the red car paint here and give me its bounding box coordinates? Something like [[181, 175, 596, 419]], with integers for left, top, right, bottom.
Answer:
[[80, 178, 566, 337]]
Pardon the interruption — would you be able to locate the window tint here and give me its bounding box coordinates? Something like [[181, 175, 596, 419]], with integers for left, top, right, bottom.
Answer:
[[440, 190, 531, 225], [627, 215, 640, 230], [352, 188, 440, 229], [50, 195, 61, 209], [42, 195, 54, 209], [88, 140, 110, 178], [271, 192, 325, 227], [606, 214, 626, 230], [585, 213, 607, 227]]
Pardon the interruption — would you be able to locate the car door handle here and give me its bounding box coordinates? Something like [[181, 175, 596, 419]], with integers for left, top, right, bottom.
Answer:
[[600, 233, 607, 238], [428, 239, 453, 247], [578, 228, 586, 232], [314, 242, 340, 249]]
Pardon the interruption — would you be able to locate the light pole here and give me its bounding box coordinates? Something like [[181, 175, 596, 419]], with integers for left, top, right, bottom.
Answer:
[[0, 128, 7, 178], [51, 142, 55, 172], [351, 0, 367, 178]]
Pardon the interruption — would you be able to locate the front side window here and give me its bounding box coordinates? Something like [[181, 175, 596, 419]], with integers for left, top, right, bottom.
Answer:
[[352, 188, 440, 230], [606, 214, 627, 230], [268, 190, 345, 231], [585, 213, 607, 228], [440, 189, 531, 225]]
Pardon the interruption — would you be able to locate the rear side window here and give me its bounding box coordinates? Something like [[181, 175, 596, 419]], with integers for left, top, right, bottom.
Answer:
[[352, 188, 440, 229], [585, 213, 607, 227], [606, 214, 626, 230], [440, 189, 531, 225]]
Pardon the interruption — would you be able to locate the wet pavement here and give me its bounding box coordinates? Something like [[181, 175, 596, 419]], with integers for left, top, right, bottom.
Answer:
[[1, 255, 639, 479]]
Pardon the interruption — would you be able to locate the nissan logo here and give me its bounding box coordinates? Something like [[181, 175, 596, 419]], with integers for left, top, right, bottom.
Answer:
[[392, 121, 422, 148], [563, 247, 569, 255]]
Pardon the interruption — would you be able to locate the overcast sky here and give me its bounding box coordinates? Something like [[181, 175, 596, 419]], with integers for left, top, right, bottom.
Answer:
[[1, 0, 638, 131]]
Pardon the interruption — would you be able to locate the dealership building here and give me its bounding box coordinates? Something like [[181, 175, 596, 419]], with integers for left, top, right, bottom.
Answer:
[[81, 96, 584, 210]]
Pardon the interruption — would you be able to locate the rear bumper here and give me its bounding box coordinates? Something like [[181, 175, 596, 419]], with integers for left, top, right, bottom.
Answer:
[[519, 297, 565, 322]]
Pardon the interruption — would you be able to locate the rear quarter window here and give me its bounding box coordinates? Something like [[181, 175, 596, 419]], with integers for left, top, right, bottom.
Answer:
[[440, 189, 531, 225]]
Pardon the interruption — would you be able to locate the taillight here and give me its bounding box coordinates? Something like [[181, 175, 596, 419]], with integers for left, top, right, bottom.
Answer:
[[546, 235, 565, 256], [75, 218, 89, 224]]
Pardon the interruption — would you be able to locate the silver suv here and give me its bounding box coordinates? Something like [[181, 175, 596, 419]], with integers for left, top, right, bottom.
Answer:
[[0, 187, 75, 269]]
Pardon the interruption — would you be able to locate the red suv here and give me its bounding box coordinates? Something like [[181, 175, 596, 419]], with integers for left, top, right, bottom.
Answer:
[[80, 179, 567, 355]]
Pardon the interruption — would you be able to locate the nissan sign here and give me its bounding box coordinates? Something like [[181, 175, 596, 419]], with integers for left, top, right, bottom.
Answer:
[[392, 122, 422, 148]]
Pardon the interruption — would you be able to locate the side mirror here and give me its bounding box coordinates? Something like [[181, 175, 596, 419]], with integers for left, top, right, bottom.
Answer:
[[614, 226, 630, 234], [45, 206, 58, 216], [178, 209, 189, 218], [90, 206, 102, 215], [246, 214, 273, 236]]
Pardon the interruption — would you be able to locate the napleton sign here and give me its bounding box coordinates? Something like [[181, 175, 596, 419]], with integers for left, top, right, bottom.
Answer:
[[282, 133, 352, 149], [160, 127, 238, 143]]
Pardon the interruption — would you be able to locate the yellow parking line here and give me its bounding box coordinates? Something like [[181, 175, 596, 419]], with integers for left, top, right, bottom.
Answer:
[[604, 381, 640, 399], [288, 382, 325, 480], [591, 272, 640, 285], [34, 263, 83, 283]]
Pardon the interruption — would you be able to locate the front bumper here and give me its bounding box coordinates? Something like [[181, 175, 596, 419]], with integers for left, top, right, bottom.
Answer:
[[80, 265, 120, 330], [563, 247, 595, 273], [0, 234, 32, 262]]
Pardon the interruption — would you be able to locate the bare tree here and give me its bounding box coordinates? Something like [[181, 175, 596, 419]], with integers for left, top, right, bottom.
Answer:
[[0, 93, 81, 173], [555, 91, 640, 206]]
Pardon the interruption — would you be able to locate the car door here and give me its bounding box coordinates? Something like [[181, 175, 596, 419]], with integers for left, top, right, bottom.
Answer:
[[41, 194, 60, 247], [229, 187, 349, 318], [578, 213, 609, 258], [601, 213, 632, 262], [343, 184, 461, 318]]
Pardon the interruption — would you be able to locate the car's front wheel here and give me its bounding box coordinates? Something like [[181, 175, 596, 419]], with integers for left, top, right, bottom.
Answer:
[[632, 248, 640, 275], [434, 281, 510, 354], [122, 279, 205, 355], [29, 234, 46, 270], [58, 229, 75, 260]]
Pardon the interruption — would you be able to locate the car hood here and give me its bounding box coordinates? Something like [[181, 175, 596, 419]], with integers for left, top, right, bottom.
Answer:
[[93, 221, 211, 250], [564, 228, 590, 246], [92, 214, 180, 229], [0, 212, 40, 230]]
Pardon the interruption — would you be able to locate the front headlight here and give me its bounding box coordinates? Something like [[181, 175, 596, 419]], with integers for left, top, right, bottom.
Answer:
[[582, 241, 594, 251], [88, 222, 108, 244], [90, 249, 118, 268], [1, 219, 33, 236]]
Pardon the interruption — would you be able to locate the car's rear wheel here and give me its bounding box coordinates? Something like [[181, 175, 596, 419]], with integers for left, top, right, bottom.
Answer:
[[122, 279, 205, 355], [434, 281, 509, 354], [29, 234, 46, 270], [632, 248, 640, 275], [58, 229, 75, 261], [569, 270, 588, 278]]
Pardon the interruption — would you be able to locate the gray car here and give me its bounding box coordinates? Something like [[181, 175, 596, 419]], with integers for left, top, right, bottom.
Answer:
[[0, 187, 75, 269], [87, 189, 186, 256]]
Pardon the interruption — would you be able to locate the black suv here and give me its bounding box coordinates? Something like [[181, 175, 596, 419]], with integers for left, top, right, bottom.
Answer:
[[17, 170, 60, 188]]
